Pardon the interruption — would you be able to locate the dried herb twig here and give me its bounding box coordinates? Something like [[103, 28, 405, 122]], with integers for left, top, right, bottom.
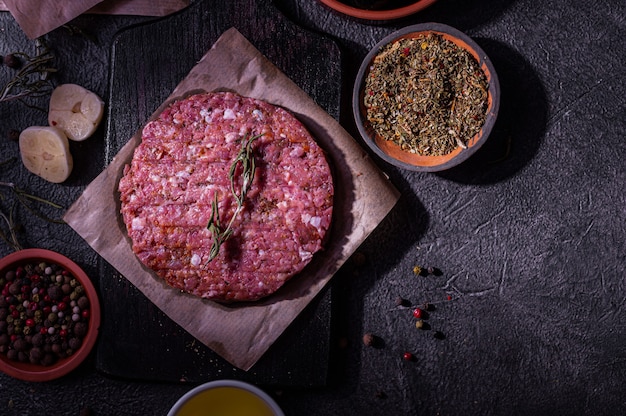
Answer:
[[0, 158, 15, 169], [0, 181, 65, 224], [0, 178, 66, 251], [0, 204, 22, 252], [0, 39, 56, 105], [62, 24, 98, 44], [206, 133, 262, 262]]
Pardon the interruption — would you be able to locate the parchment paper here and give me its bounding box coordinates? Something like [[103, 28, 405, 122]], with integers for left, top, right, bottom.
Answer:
[[0, 0, 189, 39], [64, 27, 399, 371], [87, 0, 189, 16]]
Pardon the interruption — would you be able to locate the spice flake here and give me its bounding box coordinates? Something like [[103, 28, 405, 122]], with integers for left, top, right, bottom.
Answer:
[[364, 33, 489, 156]]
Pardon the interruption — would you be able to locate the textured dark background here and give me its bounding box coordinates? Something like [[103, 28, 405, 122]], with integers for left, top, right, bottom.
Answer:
[[0, 0, 625, 415]]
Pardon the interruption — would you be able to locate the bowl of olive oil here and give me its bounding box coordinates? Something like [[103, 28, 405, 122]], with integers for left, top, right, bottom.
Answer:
[[168, 379, 284, 416]]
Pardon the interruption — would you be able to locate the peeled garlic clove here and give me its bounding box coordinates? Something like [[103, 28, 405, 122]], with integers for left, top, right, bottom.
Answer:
[[49, 109, 97, 142], [19, 126, 73, 183], [80, 91, 105, 124], [48, 84, 104, 141]]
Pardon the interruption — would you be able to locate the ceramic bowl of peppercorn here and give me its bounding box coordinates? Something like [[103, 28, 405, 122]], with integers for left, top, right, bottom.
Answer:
[[353, 22, 500, 172], [0, 248, 100, 381]]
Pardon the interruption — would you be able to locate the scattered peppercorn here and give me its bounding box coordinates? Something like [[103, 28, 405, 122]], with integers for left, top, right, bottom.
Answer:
[[362, 333, 376, 347], [403, 352, 415, 361], [7, 129, 20, 142], [77, 296, 89, 310], [433, 331, 445, 340], [337, 337, 348, 349], [412, 308, 423, 319], [3, 54, 21, 69], [412, 265, 422, 276], [79, 407, 93, 416], [73, 322, 88, 338], [415, 319, 424, 329], [351, 251, 367, 267], [394, 296, 408, 307], [47, 285, 63, 301], [421, 302, 434, 312], [430, 267, 443, 276], [68, 337, 82, 350]]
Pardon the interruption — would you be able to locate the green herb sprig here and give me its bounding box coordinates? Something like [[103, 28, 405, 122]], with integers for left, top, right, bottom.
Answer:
[[206, 133, 262, 262]]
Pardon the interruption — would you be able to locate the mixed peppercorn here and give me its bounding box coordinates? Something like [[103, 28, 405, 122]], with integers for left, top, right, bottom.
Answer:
[[356, 257, 450, 364], [0, 261, 90, 366]]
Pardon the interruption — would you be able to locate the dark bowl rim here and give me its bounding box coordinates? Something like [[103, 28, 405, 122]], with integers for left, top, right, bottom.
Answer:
[[352, 22, 501, 172], [0, 248, 101, 382]]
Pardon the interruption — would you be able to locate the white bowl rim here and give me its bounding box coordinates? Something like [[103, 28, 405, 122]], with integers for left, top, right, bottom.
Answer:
[[167, 379, 285, 416]]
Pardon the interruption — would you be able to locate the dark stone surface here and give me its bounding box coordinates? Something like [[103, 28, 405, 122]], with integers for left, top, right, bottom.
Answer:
[[0, 0, 625, 415]]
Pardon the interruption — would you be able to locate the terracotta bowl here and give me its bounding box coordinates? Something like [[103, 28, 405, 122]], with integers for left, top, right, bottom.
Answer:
[[0, 248, 100, 381], [319, 0, 438, 21], [168, 379, 285, 416], [353, 23, 500, 172]]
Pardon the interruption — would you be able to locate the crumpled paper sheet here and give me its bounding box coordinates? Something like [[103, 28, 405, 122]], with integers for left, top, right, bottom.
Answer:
[[0, 0, 189, 39], [64, 27, 400, 371]]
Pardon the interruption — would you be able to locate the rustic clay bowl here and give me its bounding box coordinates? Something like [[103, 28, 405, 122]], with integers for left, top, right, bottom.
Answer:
[[319, 0, 438, 21], [353, 23, 500, 172], [0, 248, 100, 381], [168, 379, 285, 416]]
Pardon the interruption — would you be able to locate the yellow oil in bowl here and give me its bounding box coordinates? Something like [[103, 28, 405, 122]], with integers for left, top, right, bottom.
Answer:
[[169, 380, 284, 416]]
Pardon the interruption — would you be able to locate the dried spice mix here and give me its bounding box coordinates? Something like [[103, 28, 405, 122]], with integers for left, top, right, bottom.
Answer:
[[364, 33, 489, 156]]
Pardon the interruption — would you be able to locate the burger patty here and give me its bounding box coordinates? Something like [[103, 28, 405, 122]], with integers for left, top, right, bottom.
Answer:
[[118, 92, 334, 302]]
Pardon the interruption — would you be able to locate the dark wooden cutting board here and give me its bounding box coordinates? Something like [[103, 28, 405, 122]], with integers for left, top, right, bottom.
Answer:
[[96, 0, 342, 386]]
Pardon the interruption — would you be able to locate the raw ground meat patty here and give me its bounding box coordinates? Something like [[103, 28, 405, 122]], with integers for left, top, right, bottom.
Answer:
[[118, 91, 334, 302]]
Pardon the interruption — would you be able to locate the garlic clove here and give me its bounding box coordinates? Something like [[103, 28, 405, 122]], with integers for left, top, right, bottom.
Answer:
[[48, 84, 104, 141], [19, 126, 73, 183]]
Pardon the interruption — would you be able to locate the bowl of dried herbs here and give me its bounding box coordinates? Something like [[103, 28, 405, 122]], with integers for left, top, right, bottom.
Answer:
[[353, 23, 500, 171]]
